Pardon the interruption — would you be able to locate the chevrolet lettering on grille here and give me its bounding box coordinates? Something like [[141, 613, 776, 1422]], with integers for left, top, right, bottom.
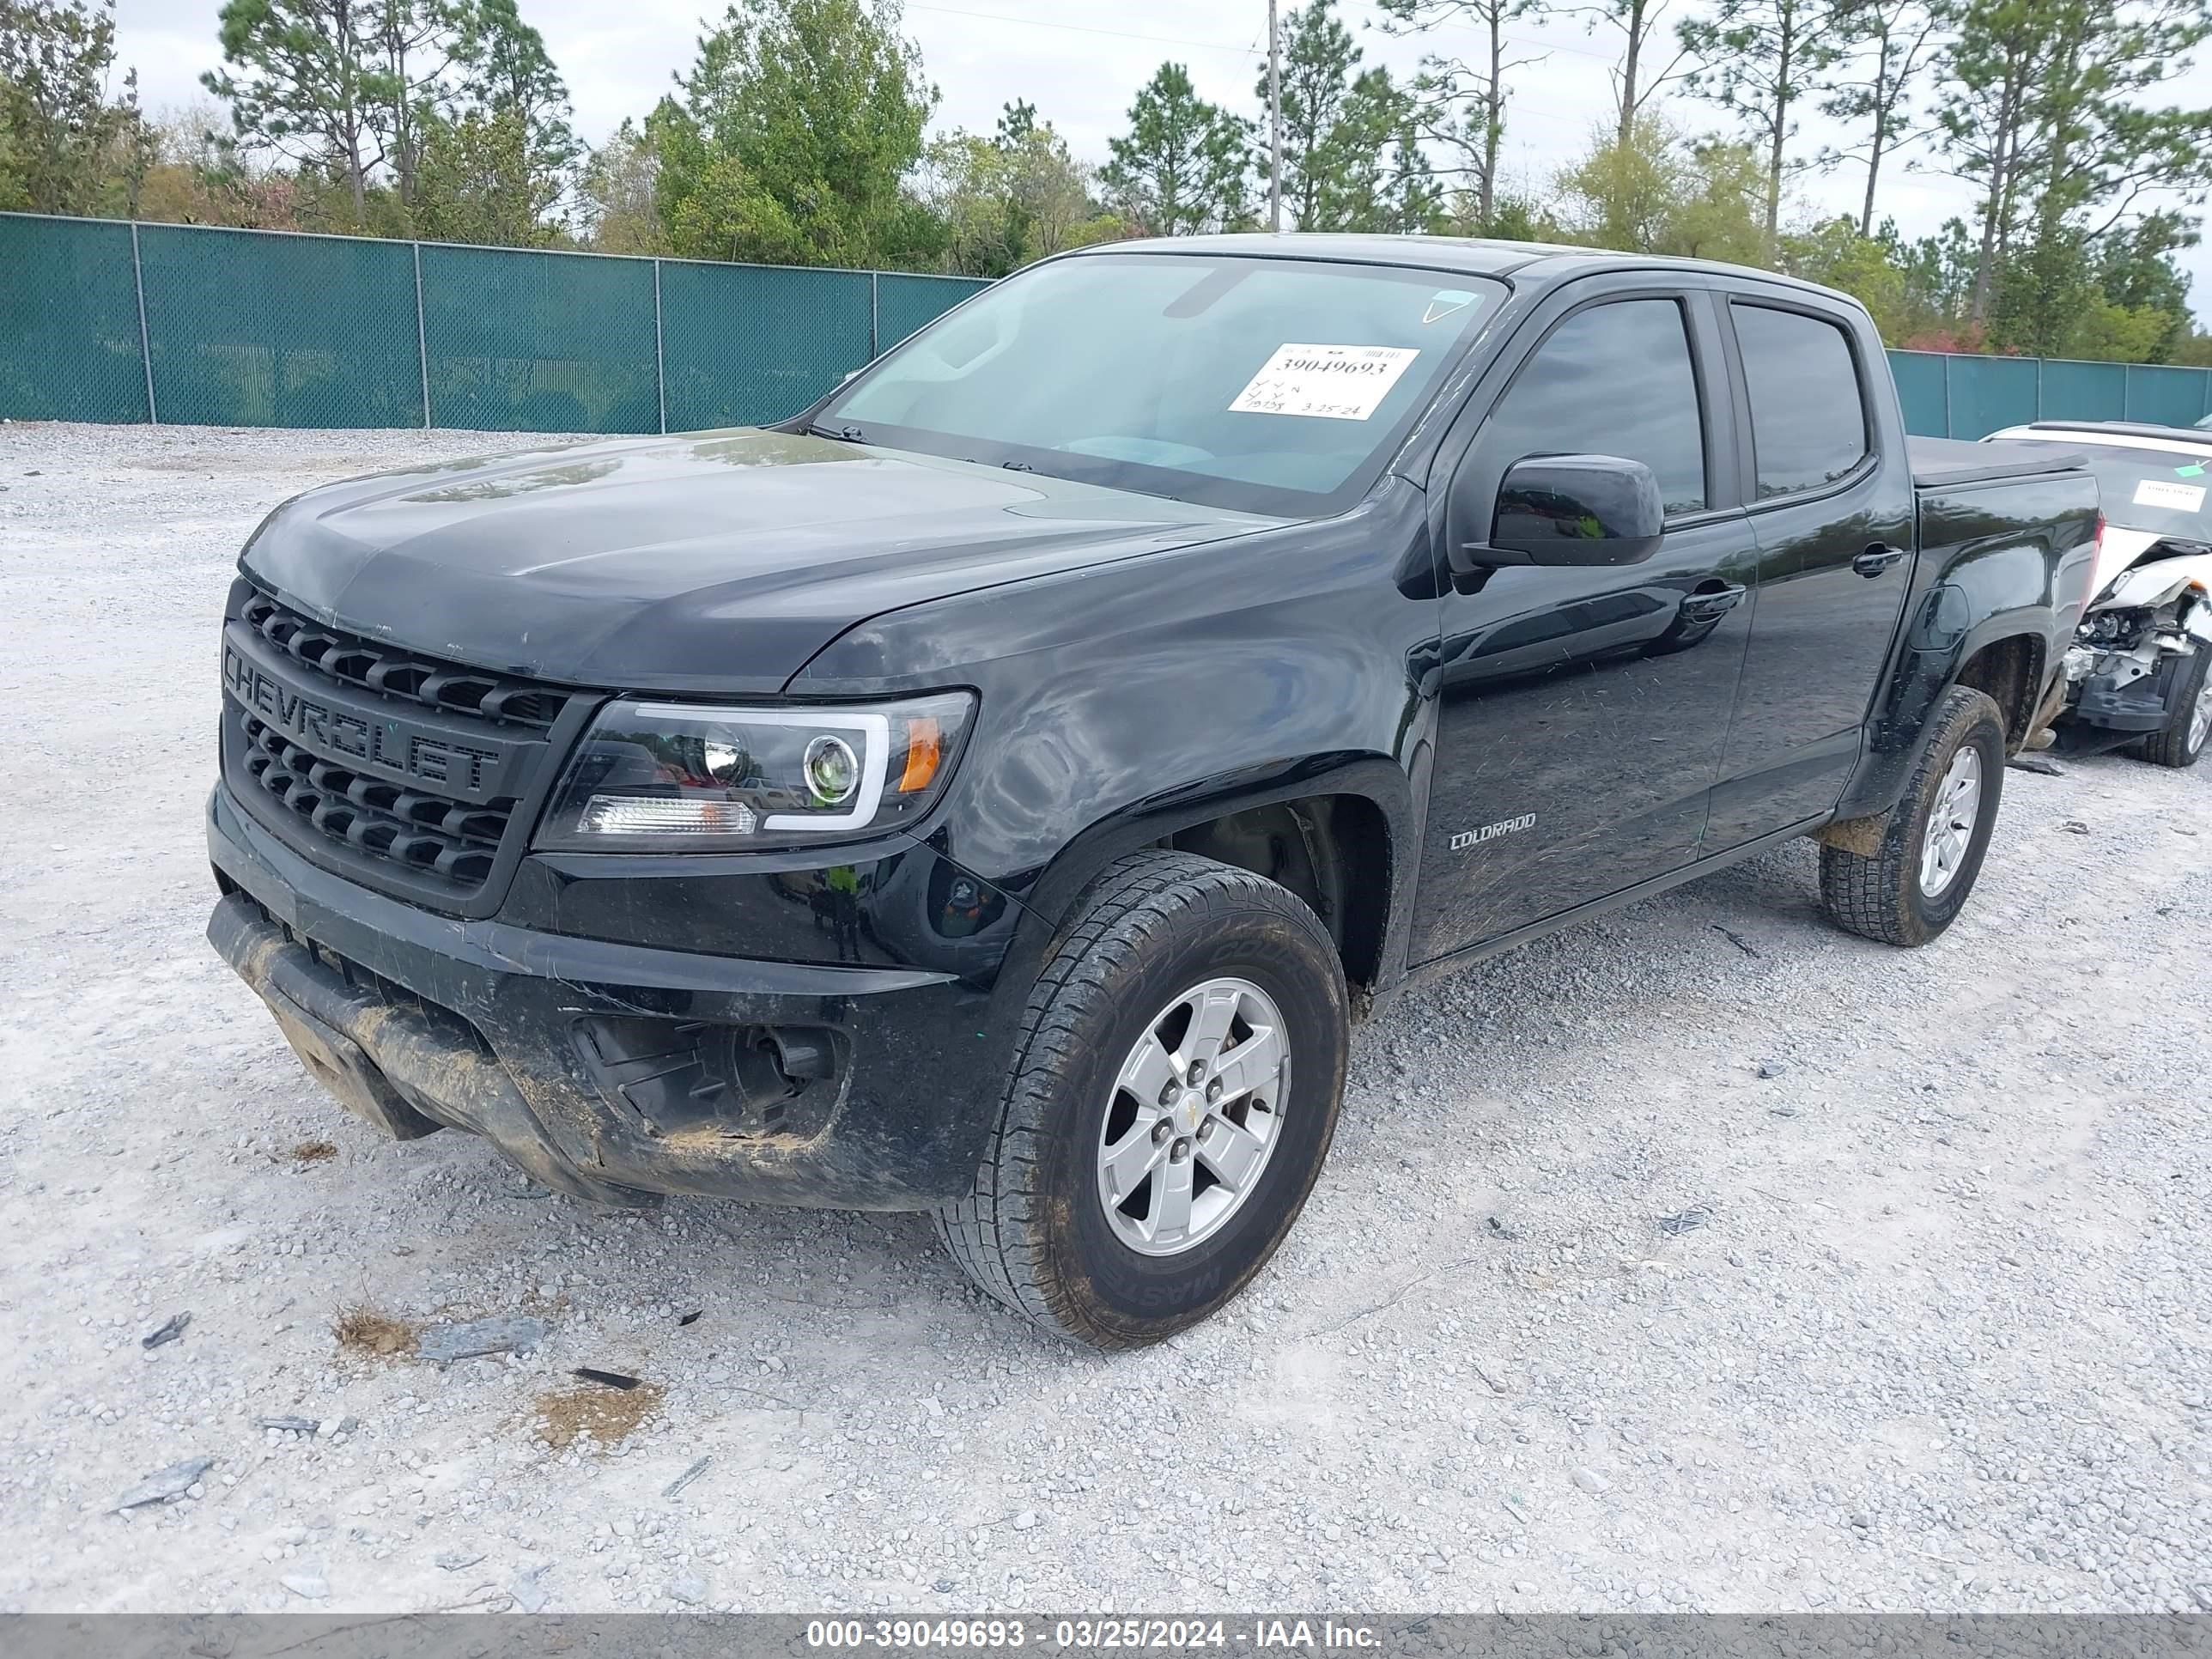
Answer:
[[222, 635, 516, 803]]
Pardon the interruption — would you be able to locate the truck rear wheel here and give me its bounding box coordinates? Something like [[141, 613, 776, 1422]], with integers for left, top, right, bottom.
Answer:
[[1818, 685, 2007, 947], [2134, 643, 2209, 769], [936, 850, 1349, 1348]]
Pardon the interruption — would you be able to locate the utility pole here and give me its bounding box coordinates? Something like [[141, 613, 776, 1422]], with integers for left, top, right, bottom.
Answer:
[[1267, 0, 1282, 232]]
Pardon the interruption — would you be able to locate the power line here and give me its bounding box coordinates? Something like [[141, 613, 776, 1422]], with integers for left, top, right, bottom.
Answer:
[[1393, 9, 1624, 63], [903, 2, 1263, 58], [893, 3, 1608, 148], [1501, 29, 1618, 64], [901, 1, 1598, 151]]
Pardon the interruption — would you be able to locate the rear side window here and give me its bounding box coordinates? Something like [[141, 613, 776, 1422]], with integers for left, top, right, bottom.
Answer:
[[1735, 303, 1869, 497], [1480, 298, 1707, 515]]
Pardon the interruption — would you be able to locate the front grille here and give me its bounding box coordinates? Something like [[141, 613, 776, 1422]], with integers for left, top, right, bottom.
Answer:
[[239, 714, 509, 887], [238, 591, 568, 729], [222, 586, 585, 908]]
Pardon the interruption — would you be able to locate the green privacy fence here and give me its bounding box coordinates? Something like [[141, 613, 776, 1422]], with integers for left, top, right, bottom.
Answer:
[[1887, 347, 2212, 439], [0, 211, 988, 434], [9, 210, 2212, 438]]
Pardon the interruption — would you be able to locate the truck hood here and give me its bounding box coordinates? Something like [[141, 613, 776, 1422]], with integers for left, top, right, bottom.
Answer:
[[240, 429, 1273, 695]]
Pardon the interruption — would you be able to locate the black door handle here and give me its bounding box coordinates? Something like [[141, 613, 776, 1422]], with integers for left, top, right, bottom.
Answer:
[[1678, 583, 1747, 624], [1853, 544, 1909, 578]]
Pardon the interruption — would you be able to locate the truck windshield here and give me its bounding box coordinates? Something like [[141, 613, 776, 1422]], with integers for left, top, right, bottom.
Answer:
[[817, 253, 1504, 515], [2069, 443, 2212, 543]]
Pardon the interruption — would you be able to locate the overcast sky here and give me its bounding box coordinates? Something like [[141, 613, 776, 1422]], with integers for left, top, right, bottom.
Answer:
[[113, 0, 2212, 322]]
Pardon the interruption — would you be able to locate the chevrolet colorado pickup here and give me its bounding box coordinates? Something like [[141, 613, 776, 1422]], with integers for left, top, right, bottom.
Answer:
[[206, 235, 2098, 1348]]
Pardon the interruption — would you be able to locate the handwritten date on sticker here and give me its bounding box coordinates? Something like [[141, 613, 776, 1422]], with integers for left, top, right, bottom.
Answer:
[[1230, 343, 1420, 421]]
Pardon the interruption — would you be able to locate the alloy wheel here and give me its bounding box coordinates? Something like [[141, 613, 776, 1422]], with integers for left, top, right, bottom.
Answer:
[[1918, 745, 1983, 898], [1095, 977, 1289, 1256]]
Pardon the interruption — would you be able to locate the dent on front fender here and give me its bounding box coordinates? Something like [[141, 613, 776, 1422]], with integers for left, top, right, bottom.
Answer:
[[788, 489, 1440, 940]]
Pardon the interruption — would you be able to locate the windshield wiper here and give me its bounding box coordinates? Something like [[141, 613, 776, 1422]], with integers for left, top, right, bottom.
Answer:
[[806, 421, 868, 444]]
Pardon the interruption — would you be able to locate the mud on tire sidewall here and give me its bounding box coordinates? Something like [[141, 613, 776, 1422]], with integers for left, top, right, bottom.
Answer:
[[1036, 912, 1346, 1346], [1897, 692, 2007, 938]]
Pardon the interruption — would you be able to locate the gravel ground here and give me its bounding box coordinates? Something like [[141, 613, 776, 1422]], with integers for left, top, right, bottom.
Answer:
[[1, 420, 2208, 1619]]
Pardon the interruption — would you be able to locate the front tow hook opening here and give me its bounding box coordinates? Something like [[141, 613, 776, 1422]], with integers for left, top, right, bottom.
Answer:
[[763, 1026, 836, 1085], [574, 1017, 848, 1144]]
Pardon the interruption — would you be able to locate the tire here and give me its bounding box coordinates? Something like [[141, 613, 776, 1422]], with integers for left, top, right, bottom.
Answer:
[[1819, 685, 2007, 947], [2134, 642, 2210, 769], [936, 850, 1349, 1349]]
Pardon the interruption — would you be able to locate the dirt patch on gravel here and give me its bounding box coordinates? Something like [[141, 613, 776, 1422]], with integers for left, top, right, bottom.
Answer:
[[531, 1378, 665, 1450], [287, 1140, 337, 1165]]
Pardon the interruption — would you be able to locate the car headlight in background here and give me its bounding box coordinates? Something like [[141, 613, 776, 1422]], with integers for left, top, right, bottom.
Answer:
[[2078, 607, 2148, 647], [535, 693, 975, 852]]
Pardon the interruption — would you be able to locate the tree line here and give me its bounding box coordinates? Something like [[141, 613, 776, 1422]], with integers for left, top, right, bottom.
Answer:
[[4, 0, 2211, 365]]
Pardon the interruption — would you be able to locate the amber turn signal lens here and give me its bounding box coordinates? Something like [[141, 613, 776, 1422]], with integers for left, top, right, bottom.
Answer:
[[896, 717, 943, 793]]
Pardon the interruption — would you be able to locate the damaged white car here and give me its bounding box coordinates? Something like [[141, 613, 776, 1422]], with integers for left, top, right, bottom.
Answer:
[[1988, 422, 2212, 768]]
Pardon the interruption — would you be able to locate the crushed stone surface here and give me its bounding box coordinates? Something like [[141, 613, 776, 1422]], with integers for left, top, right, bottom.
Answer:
[[1, 421, 2207, 1615]]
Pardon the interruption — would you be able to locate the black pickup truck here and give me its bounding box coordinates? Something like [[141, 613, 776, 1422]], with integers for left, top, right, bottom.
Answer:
[[207, 235, 2097, 1347]]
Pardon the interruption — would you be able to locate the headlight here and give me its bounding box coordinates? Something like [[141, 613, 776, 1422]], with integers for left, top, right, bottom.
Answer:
[[2079, 608, 2146, 646], [535, 692, 975, 852]]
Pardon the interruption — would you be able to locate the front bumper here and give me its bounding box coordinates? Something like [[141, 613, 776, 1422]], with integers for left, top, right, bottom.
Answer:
[[207, 782, 1017, 1210]]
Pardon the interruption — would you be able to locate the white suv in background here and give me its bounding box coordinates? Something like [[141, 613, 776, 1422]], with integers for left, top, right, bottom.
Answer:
[[1989, 421, 2212, 767]]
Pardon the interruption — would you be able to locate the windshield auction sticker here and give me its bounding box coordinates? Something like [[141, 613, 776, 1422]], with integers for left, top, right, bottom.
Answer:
[[1230, 343, 1420, 420], [2134, 477, 2206, 513]]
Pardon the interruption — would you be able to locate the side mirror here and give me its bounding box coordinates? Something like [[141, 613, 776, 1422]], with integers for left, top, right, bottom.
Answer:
[[1452, 453, 1667, 572]]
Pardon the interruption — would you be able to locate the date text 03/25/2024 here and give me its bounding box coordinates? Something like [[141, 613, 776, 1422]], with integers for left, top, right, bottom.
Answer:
[[804, 1619, 1383, 1650]]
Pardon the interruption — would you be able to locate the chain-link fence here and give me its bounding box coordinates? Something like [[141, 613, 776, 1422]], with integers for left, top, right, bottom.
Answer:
[[9, 210, 2212, 438], [0, 211, 988, 434]]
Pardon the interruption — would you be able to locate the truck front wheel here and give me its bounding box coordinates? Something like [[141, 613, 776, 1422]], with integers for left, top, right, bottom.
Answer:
[[1818, 685, 2007, 947], [937, 850, 1349, 1348]]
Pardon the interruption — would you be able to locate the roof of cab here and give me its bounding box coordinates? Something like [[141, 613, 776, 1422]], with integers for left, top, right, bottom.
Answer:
[[1068, 231, 1850, 301]]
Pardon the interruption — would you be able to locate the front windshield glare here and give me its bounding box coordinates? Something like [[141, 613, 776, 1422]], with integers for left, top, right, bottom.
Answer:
[[823, 254, 1503, 512]]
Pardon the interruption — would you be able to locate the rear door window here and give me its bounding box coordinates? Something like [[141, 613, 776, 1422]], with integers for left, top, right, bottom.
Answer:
[[1734, 303, 1869, 497]]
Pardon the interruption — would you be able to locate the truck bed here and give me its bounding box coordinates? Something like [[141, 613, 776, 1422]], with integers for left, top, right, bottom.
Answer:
[[1909, 435, 2087, 489]]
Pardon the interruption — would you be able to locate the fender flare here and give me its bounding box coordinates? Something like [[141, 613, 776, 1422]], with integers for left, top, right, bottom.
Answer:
[[1826, 605, 2051, 836], [992, 752, 1420, 1000]]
